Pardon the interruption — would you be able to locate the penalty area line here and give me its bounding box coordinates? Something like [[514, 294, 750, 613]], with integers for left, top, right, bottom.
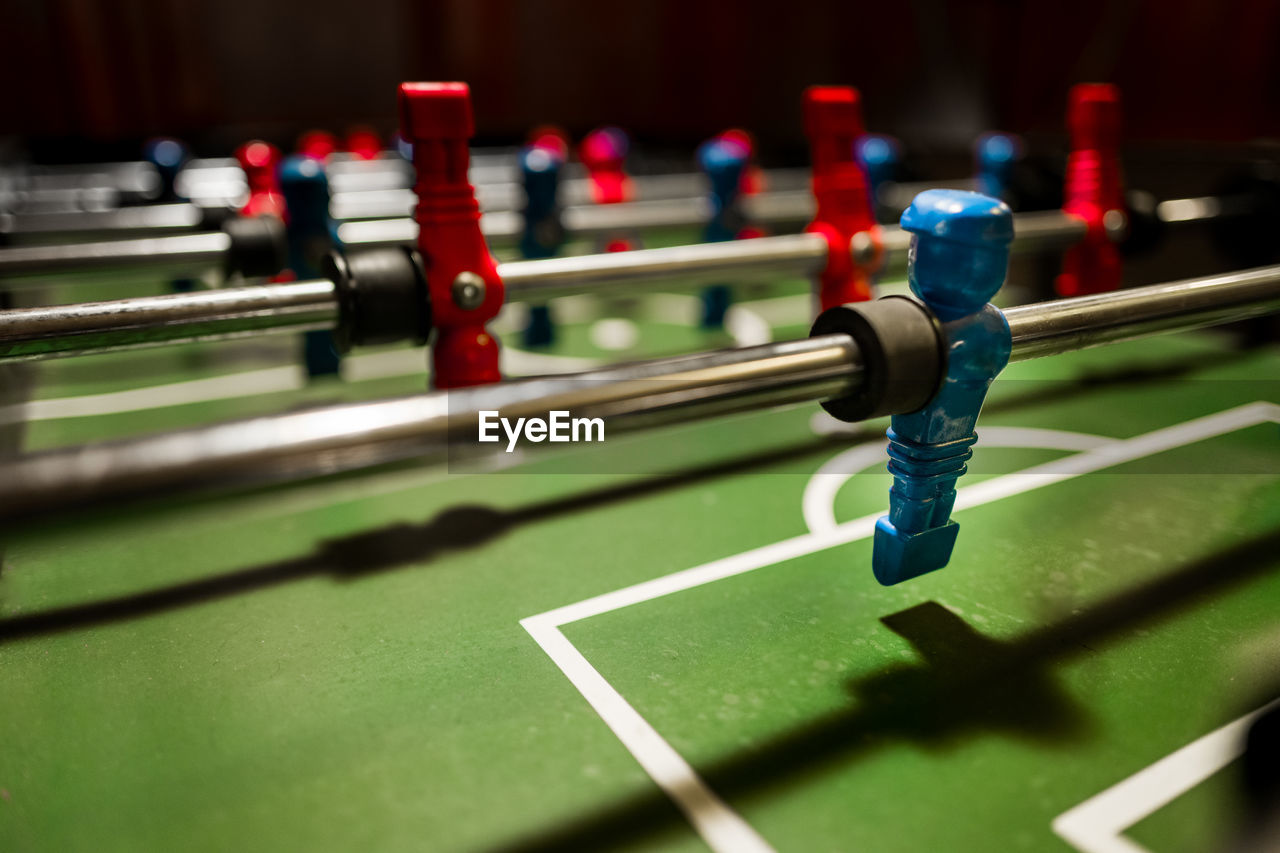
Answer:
[[520, 402, 1280, 853]]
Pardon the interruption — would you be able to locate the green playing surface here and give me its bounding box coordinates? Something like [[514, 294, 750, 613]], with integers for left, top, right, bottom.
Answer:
[[2, 249, 1279, 852]]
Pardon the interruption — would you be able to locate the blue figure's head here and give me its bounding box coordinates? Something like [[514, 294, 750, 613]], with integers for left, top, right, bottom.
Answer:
[[278, 154, 332, 233], [697, 137, 748, 208], [143, 137, 190, 200], [855, 133, 902, 197], [973, 132, 1023, 201], [901, 189, 1013, 320]]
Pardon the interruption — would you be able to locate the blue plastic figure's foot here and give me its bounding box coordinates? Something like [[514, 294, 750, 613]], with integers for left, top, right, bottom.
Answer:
[[169, 278, 196, 293], [304, 330, 342, 378], [700, 285, 731, 329], [522, 304, 556, 348], [872, 517, 960, 586]]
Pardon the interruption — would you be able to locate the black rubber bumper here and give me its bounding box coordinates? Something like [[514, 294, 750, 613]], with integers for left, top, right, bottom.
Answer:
[[223, 215, 288, 279], [324, 247, 432, 352], [809, 295, 946, 422]]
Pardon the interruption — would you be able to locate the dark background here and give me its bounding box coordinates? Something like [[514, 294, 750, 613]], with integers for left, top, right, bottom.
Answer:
[[3, 0, 1278, 164]]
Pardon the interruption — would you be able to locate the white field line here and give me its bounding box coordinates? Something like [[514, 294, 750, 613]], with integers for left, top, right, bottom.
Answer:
[[521, 402, 1280, 853], [1052, 699, 1280, 853], [527, 625, 775, 853]]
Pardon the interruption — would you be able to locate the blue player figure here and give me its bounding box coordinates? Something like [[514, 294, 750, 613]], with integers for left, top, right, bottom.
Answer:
[[279, 155, 343, 378], [145, 138, 199, 294], [519, 134, 568, 348], [872, 189, 1014, 585], [698, 134, 749, 329], [143, 137, 189, 203], [973, 132, 1024, 204], [855, 133, 902, 218]]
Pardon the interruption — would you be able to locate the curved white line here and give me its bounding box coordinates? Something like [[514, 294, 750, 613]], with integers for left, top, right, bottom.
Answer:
[[801, 426, 1118, 535]]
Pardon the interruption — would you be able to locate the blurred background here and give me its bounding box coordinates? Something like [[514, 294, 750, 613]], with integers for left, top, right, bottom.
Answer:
[[2, 0, 1277, 164]]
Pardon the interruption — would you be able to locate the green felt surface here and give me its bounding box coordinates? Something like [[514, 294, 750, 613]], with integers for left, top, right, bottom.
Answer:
[[1, 270, 1279, 852]]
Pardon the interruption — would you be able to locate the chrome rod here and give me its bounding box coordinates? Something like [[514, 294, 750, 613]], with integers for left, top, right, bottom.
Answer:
[[4, 265, 1280, 517], [0, 336, 861, 516], [0, 235, 829, 361], [498, 233, 830, 300], [4, 219, 1272, 365], [0, 190, 1185, 282], [2, 167, 813, 240], [0, 203, 213, 238], [1006, 263, 1280, 361], [0, 280, 338, 361], [0, 231, 232, 277], [338, 192, 817, 250]]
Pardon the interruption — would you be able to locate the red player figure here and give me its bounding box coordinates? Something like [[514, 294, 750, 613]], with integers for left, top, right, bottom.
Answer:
[[344, 126, 383, 161], [803, 86, 881, 310], [527, 124, 570, 160], [398, 82, 504, 389], [580, 126, 633, 204], [1056, 83, 1126, 297], [297, 130, 339, 162], [235, 141, 286, 220], [580, 126, 636, 252], [718, 128, 766, 197]]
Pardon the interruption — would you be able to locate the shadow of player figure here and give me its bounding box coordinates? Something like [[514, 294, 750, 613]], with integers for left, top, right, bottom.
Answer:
[[844, 601, 1088, 746]]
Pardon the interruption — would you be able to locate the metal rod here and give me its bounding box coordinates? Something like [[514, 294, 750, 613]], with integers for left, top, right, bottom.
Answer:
[[0, 234, 826, 361], [0, 231, 232, 277], [0, 203, 213, 238], [0, 212, 1129, 361], [0, 281, 338, 361], [338, 191, 817, 250], [3, 149, 512, 200], [0, 192, 812, 277], [335, 168, 812, 222], [4, 265, 1280, 518], [0, 182, 1227, 281], [1006, 264, 1280, 361], [2, 165, 813, 240], [498, 233, 830, 300], [0, 336, 861, 516]]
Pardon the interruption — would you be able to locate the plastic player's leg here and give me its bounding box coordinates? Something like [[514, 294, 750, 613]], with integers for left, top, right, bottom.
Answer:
[[304, 330, 341, 377], [700, 285, 731, 329], [930, 480, 959, 526], [886, 477, 942, 534], [523, 304, 555, 348]]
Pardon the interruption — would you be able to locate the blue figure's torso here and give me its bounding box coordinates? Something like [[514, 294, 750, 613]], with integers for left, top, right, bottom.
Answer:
[[701, 145, 745, 244], [280, 157, 342, 376], [698, 140, 747, 329], [519, 146, 564, 260], [890, 304, 1011, 445]]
